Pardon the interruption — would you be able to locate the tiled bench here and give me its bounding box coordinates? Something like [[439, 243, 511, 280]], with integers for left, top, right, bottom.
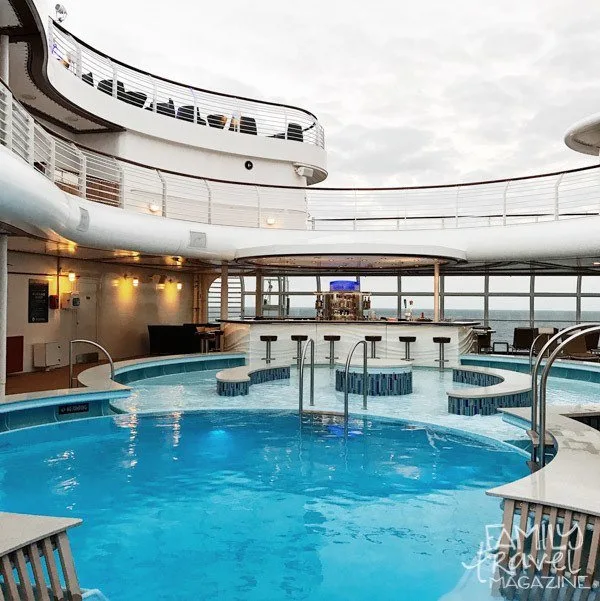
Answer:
[[216, 361, 291, 396], [447, 366, 532, 416]]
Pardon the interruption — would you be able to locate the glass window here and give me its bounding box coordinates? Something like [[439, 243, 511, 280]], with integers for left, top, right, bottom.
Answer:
[[581, 297, 600, 322], [443, 296, 484, 321], [444, 276, 484, 293], [535, 276, 576, 294], [287, 276, 318, 293], [243, 296, 255, 317], [400, 295, 434, 313], [488, 296, 530, 343], [360, 276, 398, 293], [401, 276, 433, 293], [288, 295, 316, 318], [488, 276, 530, 293], [581, 277, 600, 294], [370, 295, 398, 317], [534, 296, 576, 328], [243, 277, 256, 293]]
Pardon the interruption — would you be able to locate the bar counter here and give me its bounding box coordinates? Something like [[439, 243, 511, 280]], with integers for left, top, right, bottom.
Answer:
[[221, 319, 478, 367]]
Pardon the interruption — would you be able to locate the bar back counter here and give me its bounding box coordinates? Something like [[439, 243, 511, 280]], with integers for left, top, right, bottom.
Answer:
[[221, 319, 478, 368]]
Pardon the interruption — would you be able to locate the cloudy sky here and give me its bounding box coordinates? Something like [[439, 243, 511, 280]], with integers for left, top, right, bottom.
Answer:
[[64, 0, 600, 186]]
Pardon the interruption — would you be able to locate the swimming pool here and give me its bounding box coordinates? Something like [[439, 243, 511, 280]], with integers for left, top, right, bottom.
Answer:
[[0, 410, 526, 601]]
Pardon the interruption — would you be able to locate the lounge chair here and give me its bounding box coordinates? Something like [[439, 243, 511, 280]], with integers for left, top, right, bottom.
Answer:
[[560, 335, 600, 362], [176, 106, 207, 125], [145, 99, 175, 117], [493, 327, 538, 354], [240, 116, 257, 135]]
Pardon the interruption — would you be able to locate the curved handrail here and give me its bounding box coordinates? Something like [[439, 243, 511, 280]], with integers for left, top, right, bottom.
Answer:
[[69, 339, 115, 388], [343, 341, 368, 428], [298, 338, 315, 413], [3, 77, 600, 231], [528, 333, 549, 373], [538, 325, 600, 467], [49, 21, 324, 147], [50, 21, 320, 121], [530, 323, 600, 465]]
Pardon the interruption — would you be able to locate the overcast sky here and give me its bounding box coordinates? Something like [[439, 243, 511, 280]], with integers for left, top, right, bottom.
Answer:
[[62, 0, 600, 187]]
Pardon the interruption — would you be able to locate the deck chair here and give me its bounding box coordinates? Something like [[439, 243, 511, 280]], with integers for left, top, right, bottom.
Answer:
[[561, 335, 600, 362]]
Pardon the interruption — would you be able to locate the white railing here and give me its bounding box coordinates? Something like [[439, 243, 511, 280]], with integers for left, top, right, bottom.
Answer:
[[48, 21, 325, 149], [2, 78, 600, 231]]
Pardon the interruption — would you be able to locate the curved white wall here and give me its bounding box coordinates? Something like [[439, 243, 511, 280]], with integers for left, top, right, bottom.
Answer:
[[3, 145, 600, 265]]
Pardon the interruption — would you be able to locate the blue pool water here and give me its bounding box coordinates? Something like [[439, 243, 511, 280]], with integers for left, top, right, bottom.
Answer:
[[0, 411, 527, 601]]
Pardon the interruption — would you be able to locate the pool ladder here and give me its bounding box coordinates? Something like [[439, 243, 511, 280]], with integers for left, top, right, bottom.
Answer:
[[69, 339, 115, 388], [298, 339, 368, 429], [529, 323, 600, 471]]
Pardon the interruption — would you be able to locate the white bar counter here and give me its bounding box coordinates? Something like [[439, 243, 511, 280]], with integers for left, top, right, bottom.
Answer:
[[221, 319, 477, 367]]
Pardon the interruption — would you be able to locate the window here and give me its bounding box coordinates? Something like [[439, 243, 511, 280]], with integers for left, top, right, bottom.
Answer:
[[444, 276, 484, 293], [488, 276, 530, 293]]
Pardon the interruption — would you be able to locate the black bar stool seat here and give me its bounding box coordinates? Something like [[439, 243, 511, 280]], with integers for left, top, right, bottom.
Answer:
[[365, 335, 382, 359], [399, 336, 417, 360], [324, 335, 341, 368], [260, 335, 277, 364], [433, 337, 451, 370], [291, 334, 309, 368]]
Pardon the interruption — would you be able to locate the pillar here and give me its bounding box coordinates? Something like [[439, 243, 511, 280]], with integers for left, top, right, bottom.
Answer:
[[255, 272, 263, 317], [0, 234, 8, 400], [220, 263, 228, 321], [433, 262, 441, 322], [0, 35, 9, 84]]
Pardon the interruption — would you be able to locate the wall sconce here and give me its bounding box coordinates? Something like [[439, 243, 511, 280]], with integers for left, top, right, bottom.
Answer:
[[148, 203, 161, 214], [177, 282, 183, 291], [266, 217, 276, 226], [132, 277, 139, 287], [157, 275, 167, 290], [68, 271, 76, 282]]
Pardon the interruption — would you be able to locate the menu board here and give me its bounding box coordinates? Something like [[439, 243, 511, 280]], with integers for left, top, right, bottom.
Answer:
[[28, 279, 49, 323]]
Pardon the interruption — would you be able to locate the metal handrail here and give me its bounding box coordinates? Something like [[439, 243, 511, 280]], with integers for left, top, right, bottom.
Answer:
[[3, 78, 600, 231], [528, 333, 549, 373], [343, 341, 368, 427], [530, 323, 600, 465], [49, 21, 324, 148], [69, 339, 115, 388], [538, 325, 600, 467], [298, 338, 315, 414]]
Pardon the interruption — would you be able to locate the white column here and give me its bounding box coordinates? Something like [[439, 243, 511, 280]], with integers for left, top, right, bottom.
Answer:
[[220, 263, 228, 321], [0, 235, 8, 400], [0, 35, 9, 84], [433, 262, 441, 322]]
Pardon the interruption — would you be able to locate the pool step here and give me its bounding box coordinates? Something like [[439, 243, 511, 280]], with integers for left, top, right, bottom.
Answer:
[[526, 429, 554, 447]]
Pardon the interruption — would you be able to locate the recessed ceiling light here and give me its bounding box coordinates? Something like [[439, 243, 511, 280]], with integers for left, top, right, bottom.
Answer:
[[65, 115, 79, 122], [594, 262, 600, 266], [21, 93, 37, 101]]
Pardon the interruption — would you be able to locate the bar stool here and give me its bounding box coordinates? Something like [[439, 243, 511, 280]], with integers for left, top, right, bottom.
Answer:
[[324, 335, 341, 368], [291, 334, 308, 369], [433, 336, 451, 371], [196, 331, 215, 354], [260, 335, 277, 364], [365, 335, 382, 359], [399, 336, 416, 360]]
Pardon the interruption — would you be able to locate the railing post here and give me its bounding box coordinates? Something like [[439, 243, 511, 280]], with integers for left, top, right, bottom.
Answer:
[[151, 77, 158, 112], [455, 185, 460, 227], [204, 180, 212, 224], [256, 185, 261, 227], [157, 170, 167, 217], [73, 146, 86, 198], [27, 116, 35, 165], [353, 189, 358, 231], [118, 164, 126, 209], [502, 180, 510, 225], [554, 173, 564, 220], [4, 93, 12, 151], [75, 41, 83, 78], [110, 60, 118, 98], [49, 138, 56, 183]]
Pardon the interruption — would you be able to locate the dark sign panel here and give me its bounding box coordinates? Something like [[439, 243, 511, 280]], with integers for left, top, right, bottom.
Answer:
[[58, 403, 90, 415], [28, 280, 49, 323]]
